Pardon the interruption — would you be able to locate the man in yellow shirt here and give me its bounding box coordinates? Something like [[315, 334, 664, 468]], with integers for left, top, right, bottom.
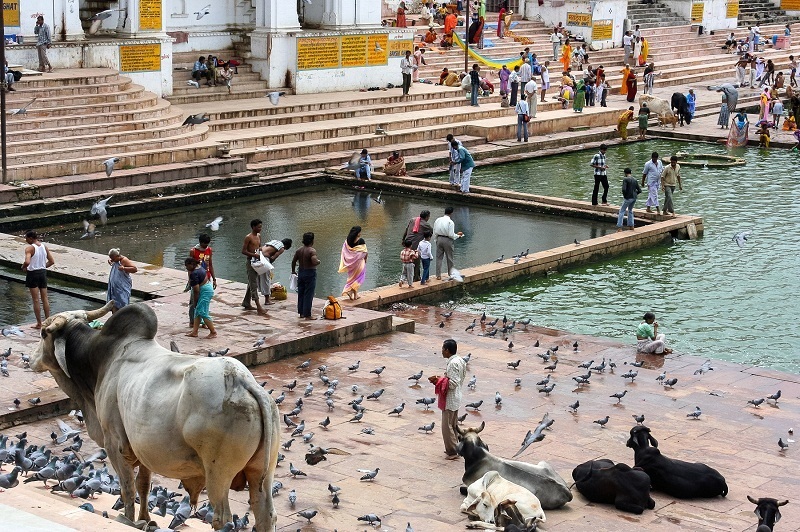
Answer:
[[660, 155, 683, 215]]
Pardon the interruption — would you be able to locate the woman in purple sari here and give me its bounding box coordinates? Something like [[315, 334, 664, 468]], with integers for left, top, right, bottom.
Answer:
[[339, 226, 368, 300]]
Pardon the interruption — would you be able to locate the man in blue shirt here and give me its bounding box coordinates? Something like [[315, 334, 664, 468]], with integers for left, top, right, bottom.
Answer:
[[451, 141, 475, 194], [641, 151, 664, 214], [192, 56, 213, 86]]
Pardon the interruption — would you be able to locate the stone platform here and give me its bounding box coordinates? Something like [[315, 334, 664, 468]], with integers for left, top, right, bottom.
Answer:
[[1, 306, 798, 531]]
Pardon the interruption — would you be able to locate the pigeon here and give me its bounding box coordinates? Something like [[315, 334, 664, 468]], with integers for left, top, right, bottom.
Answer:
[[536, 375, 551, 386], [360, 427, 375, 435], [416, 397, 435, 410], [537, 351, 551, 362], [572, 375, 590, 386], [349, 395, 364, 406], [253, 336, 266, 348], [90, 196, 113, 224], [622, 370, 638, 382], [28, 397, 41, 405], [388, 403, 405, 416], [655, 371, 666, 383], [13, 398, 20, 408], [327, 483, 341, 495], [0, 467, 21, 489], [479, 312, 487, 324], [54, 419, 81, 444], [778, 438, 789, 451], [748, 398, 765, 408], [349, 411, 364, 423], [465, 320, 476, 332], [101, 157, 120, 177], [465, 400, 483, 410], [578, 359, 594, 369], [291, 420, 306, 437], [267, 91, 286, 106], [632, 414, 645, 425], [507, 360, 521, 369], [168, 496, 191, 529], [514, 378, 522, 387], [406, 523, 414, 532], [358, 514, 382, 525], [693, 359, 715, 375], [486, 317, 499, 328], [467, 375, 477, 390], [732, 231, 750, 247], [348, 360, 361, 371], [289, 463, 307, 478], [686, 406, 702, 419], [441, 311, 453, 319], [303, 383, 314, 397], [273, 391, 286, 405], [281, 439, 294, 450], [462, 353, 471, 364], [205, 216, 223, 232], [407, 370, 423, 384], [90, 8, 122, 21], [366, 388, 384, 400], [418, 422, 436, 433], [518, 318, 531, 329], [629, 361, 644, 367], [359, 467, 380, 481], [297, 509, 317, 523], [538, 383, 556, 396], [1, 328, 23, 338], [187, 79, 200, 88], [193, 4, 211, 19], [662, 378, 678, 388], [439, 321, 445, 328], [495, 392, 502, 406], [593, 416, 610, 427], [79, 502, 94, 513], [370, 366, 386, 376], [568, 400, 580, 413], [297, 359, 311, 370], [544, 360, 558, 372], [574, 239, 581, 246], [457, 413, 468, 423], [493, 255, 504, 263], [182, 113, 210, 128], [508, 341, 514, 351], [512, 413, 551, 457], [767, 390, 781, 403], [332, 492, 340, 507], [284, 380, 297, 391]]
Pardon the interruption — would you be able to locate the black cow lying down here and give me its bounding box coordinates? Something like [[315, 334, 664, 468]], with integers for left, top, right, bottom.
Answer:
[[572, 459, 655, 514], [626, 425, 727, 499]]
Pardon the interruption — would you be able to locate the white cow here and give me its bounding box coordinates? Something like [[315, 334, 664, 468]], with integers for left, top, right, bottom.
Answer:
[[461, 471, 546, 528], [639, 94, 677, 127], [29, 302, 280, 531]]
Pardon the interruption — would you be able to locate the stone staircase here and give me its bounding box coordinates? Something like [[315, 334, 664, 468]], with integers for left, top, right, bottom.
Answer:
[[737, 0, 798, 27], [626, 0, 688, 29], [4, 69, 212, 181]]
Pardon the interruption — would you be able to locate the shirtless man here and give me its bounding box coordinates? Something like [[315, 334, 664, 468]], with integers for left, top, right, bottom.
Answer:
[[241, 219, 267, 315]]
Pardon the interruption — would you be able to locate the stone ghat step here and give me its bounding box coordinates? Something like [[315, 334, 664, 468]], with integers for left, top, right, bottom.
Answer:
[[168, 89, 277, 106], [6, 120, 194, 156], [172, 50, 245, 63], [13, 68, 123, 88], [172, 63, 255, 75], [6, 98, 175, 132], [5, 127, 214, 181], [170, 79, 270, 95], [6, 107, 185, 141], [0, 158, 250, 209], [170, 74, 264, 93], [245, 135, 486, 175], [10, 78, 134, 98], [6, 83, 146, 109], [5, 92, 160, 118]]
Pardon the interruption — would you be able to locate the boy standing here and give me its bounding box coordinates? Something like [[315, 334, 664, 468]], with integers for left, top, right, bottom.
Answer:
[[451, 141, 475, 194], [418, 231, 433, 285], [660, 156, 682, 216], [22, 230, 55, 329], [617, 168, 641, 232], [241, 219, 268, 315], [399, 239, 419, 288]]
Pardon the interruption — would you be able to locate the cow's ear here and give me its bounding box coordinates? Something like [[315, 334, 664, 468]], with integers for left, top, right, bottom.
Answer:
[[456, 441, 463, 455], [54, 338, 71, 379], [647, 434, 659, 447], [775, 509, 782, 523], [626, 436, 637, 449]]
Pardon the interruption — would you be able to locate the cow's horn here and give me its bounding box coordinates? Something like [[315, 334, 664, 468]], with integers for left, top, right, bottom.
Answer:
[[455, 424, 465, 436], [778, 500, 789, 506], [475, 421, 485, 434], [747, 495, 759, 504], [84, 301, 114, 322], [44, 315, 68, 335]]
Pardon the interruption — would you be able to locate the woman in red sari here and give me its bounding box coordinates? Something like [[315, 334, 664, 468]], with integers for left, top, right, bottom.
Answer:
[[396, 2, 407, 28], [497, 2, 508, 38], [626, 69, 638, 103]]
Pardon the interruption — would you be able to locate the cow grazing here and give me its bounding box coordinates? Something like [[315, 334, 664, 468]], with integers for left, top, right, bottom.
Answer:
[[639, 94, 674, 127], [626, 425, 727, 499], [748, 496, 788, 532], [456, 422, 572, 510], [670, 92, 693, 126], [461, 471, 546, 527], [29, 303, 280, 531], [571, 459, 655, 514]]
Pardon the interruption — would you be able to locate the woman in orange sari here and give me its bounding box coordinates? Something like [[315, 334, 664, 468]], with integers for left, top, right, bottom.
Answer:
[[620, 64, 631, 97], [339, 226, 368, 300], [560, 40, 572, 73], [396, 2, 407, 28], [444, 10, 457, 35]]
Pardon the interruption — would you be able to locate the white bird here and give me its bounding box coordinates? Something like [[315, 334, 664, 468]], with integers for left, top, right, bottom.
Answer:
[[194, 4, 211, 20], [267, 91, 286, 106], [374, 42, 383, 52], [102, 157, 120, 177], [80, 220, 98, 239], [88, 8, 123, 34], [732, 231, 751, 247], [9, 98, 37, 115], [343, 152, 361, 171], [90, 196, 113, 225], [187, 80, 200, 89], [206, 217, 223, 231], [1, 326, 24, 337]]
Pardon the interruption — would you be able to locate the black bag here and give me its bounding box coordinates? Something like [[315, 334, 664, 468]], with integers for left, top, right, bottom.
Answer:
[[12, 71, 22, 82]]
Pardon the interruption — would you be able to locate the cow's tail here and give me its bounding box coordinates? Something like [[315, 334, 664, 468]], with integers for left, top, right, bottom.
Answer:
[[241, 376, 281, 493]]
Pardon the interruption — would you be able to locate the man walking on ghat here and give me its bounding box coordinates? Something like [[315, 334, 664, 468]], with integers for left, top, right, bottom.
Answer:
[[590, 144, 610, 205], [34, 16, 52, 73], [429, 339, 467, 460], [241, 219, 268, 315], [642, 151, 663, 214], [660, 155, 682, 216], [433, 207, 464, 280]]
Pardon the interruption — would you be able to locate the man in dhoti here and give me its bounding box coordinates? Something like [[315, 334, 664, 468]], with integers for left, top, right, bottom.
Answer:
[[641, 151, 663, 214]]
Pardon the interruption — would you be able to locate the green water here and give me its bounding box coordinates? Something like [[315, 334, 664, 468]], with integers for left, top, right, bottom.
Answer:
[[432, 140, 800, 373], [0, 277, 96, 326]]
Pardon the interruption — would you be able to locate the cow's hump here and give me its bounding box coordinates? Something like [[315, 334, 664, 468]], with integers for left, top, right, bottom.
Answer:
[[100, 303, 158, 341]]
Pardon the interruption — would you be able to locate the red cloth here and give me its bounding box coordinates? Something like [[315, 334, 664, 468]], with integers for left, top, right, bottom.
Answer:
[[435, 376, 449, 410], [412, 216, 421, 233]]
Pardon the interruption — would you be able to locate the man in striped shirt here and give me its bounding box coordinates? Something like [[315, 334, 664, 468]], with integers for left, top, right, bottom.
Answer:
[[590, 144, 610, 205]]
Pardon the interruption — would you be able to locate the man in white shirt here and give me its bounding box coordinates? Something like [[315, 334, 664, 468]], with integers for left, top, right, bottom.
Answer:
[[549, 28, 562, 61], [540, 61, 551, 102], [519, 58, 532, 84], [524, 78, 538, 118], [623, 32, 633, 63], [432, 207, 464, 279], [429, 339, 466, 459], [400, 50, 416, 96], [641, 151, 664, 214], [633, 24, 641, 40], [509, 65, 520, 106]]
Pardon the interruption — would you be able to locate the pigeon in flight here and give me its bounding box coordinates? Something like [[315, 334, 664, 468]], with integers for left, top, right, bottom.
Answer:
[[206, 217, 223, 231], [693, 359, 715, 375], [80, 220, 98, 240], [732, 231, 750, 247], [182, 113, 210, 128], [267, 91, 286, 106], [2, 326, 24, 338], [101, 157, 120, 177], [512, 413, 551, 457], [90, 195, 113, 225], [187, 79, 200, 88], [194, 4, 211, 19]]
